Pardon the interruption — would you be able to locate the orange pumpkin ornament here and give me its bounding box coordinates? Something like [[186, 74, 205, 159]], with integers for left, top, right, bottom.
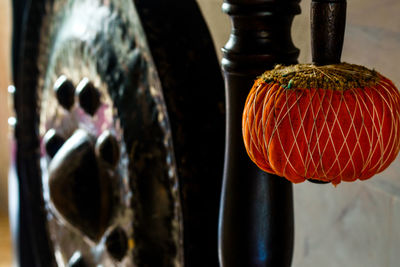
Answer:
[[242, 63, 400, 185]]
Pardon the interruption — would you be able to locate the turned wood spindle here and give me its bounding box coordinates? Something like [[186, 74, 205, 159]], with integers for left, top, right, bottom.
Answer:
[[218, 0, 301, 266]]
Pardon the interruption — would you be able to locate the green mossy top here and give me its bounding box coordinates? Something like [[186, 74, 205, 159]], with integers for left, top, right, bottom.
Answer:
[[260, 63, 380, 91]]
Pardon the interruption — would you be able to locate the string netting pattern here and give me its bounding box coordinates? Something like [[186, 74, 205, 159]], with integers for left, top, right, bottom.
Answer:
[[242, 64, 400, 185]]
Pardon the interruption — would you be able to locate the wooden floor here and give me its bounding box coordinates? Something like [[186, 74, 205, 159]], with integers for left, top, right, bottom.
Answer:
[[0, 212, 12, 267]]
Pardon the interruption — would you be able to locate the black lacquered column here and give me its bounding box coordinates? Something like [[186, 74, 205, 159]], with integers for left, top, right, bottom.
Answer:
[[218, 0, 301, 266]]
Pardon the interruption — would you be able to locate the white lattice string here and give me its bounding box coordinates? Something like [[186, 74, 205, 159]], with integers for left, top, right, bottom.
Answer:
[[265, 87, 303, 176], [317, 88, 344, 180], [246, 83, 264, 160], [308, 88, 330, 179], [257, 85, 274, 166], [383, 78, 400, 161], [337, 91, 360, 180], [269, 88, 298, 177], [371, 83, 390, 172], [370, 79, 400, 173], [243, 86, 253, 155], [280, 89, 309, 177], [296, 88, 318, 177], [327, 92, 348, 180], [362, 85, 386, 173], [354, 89, 377, 173], [260, 84, 279, 164], [260, 84, 278, 165], [340, 89, 372, 180], [348, 79, 400, 178], [243, 68, 400, 184], [342, 68, 387, 178], [349, 88, 368, 176], [255, 86, 267, 157]]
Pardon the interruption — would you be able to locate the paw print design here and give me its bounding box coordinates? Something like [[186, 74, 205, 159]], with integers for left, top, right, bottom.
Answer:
[[42, 76, 129, 263]]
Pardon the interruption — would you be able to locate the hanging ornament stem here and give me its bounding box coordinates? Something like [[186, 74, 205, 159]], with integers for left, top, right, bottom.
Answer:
[[311, 0, 347, 65]]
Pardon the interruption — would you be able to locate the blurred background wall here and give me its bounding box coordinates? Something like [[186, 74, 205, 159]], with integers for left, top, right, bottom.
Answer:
[[0, 1, 11, 215], [0, 1, 12, 266], [0, 0, 399, 266]]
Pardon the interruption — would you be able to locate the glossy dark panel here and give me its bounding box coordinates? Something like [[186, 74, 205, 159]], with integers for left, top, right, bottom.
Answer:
[[95, 130, 120, 167], [76, 78, 101, 116], [54, 75, 75, 110], [105, 227, 129, 261], [48, 130, 113, 241], [43, 129, 65, 158]]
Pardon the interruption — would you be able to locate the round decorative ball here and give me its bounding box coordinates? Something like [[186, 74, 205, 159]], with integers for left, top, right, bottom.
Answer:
[[242, 63, 400, 185]]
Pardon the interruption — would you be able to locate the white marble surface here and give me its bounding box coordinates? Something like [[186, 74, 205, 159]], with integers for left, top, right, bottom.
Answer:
[[390, 197, 400, 266], [292, 181, 397, 267]]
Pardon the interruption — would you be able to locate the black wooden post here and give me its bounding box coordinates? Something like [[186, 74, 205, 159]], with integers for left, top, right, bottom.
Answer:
[[218, 0, 301, 266]]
